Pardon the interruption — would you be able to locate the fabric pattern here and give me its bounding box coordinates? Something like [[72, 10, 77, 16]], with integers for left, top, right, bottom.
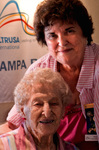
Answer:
[[0, 123, 78, 150], [7, 43, 99, 142]]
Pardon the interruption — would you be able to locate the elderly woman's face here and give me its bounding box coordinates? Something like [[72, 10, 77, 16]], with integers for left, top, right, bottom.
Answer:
[[44, 20, 87, 68], [23, 83, 64, 137]]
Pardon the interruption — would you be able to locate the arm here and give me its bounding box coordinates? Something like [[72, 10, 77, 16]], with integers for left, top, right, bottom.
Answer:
[[94, 69, 99, 142], [0, 138, 4, 149], [0, 122, 17, 135], [0, 105, 23, 135]]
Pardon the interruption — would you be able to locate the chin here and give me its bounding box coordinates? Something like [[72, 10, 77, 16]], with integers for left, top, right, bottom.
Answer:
[[38, 129, 56, 136]]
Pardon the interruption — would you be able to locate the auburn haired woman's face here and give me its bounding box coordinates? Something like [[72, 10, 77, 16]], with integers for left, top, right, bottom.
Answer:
[[44, 20, 87, 68]]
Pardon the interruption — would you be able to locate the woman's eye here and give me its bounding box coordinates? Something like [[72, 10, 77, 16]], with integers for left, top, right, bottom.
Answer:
[[67, 29, 75, 34], [69, 30, 74, 33], [47, 34, 57, 40], [50, 102, 58, 106], [35, 103, 43, 106]]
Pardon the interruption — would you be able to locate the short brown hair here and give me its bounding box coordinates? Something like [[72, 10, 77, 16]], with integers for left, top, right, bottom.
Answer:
[[34, 0, 94, 45]]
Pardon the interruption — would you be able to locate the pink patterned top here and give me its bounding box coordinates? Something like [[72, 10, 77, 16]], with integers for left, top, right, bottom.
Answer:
[[7, 43, 99, 146], [0, 123, 78, 150]]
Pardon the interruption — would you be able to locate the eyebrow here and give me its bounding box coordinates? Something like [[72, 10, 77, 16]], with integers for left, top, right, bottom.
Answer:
[[45, 26, 75, 34], [47, 32, 55, 35], [65, 26, 75, 31], [31, 98, 42, 105]]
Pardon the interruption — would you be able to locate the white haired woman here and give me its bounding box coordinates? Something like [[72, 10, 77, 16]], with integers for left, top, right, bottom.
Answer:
[[0, 68, 78, 150]]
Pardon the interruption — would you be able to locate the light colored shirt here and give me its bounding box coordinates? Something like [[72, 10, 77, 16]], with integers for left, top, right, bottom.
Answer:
[[0, 123, 78, 150], [7, 43, 99, 142]]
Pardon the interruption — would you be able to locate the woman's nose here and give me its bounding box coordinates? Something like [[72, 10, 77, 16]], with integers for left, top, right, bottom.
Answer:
[[58, 35, 68, 48], [42, 103, 51, 117]]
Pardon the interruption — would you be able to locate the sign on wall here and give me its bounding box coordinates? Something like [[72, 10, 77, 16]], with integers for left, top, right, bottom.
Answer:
[[0, 0, 47, 103]]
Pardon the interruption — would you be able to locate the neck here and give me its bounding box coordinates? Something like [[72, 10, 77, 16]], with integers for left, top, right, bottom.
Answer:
[[58, 63, 81, 105], [58, 63, 81, 73], [24, 123, 56, 150], [34, 135, 56, 150], [58, 63, 80, 92]]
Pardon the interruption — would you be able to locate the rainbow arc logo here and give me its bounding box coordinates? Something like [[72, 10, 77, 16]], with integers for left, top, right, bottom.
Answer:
[[0, 0, 35, 36]]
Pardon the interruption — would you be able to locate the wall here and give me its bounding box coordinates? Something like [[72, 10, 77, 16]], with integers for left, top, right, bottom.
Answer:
[[81, 0, 99, 44], [0, 0, 46, 124]]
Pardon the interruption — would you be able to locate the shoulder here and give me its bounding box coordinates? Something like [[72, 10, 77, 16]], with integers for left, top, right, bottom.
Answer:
[[0, 128, 18, 138], [0, 128, 20, 149], [89, 43, 99, 82], [87, 43, 99, 69], [0, 132, 14, 150], [92, 43, 99, 58], [93, 43, 99, 71], [25, 53, 56, 74], [0, 138, 4, 150], [86, 43, 99, 56]]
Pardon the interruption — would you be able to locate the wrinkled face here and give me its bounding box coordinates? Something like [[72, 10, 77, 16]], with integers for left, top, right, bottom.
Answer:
[[44, 20, 87, 68], [23, 83, 64, 137]]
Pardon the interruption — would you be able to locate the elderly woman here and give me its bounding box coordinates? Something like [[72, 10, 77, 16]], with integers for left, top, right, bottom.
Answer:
[[1, 0, 99, 149], [0, 68, 78, 150]]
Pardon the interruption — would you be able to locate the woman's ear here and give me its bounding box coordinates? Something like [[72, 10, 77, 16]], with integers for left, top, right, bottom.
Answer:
[[20, 107, 26, 120]]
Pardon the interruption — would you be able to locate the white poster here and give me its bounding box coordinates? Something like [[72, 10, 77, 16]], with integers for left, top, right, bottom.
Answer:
[[0, 0, 47, 103]]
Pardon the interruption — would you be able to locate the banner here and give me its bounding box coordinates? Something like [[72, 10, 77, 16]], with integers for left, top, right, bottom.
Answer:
[[0, 0, 47, 103]]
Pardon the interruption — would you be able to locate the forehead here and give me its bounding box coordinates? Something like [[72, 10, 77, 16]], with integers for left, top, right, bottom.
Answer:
[[29, 82, 62, 101], [29, 86, 61, 105], [44, 20, 75, 32], [32, 82, 58, 94]]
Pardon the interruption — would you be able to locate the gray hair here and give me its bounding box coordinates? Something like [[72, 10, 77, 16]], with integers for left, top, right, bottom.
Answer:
[[14, 68, 72, 115]]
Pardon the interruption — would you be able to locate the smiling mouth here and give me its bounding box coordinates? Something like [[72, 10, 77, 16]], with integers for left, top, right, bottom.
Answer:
[[39, 120, 54, 124], [58, 48, 73, 52]]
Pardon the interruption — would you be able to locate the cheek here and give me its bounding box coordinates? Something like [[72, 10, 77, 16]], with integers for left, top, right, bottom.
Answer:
[[47, 41, 57, 51], [55, 107, 63, 120], [30, 109, 41, 124], [69, 36, 80, 47], [28, 113, 37, 130], [73, 35, 86, 48], [30, 110, 37, 121]]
